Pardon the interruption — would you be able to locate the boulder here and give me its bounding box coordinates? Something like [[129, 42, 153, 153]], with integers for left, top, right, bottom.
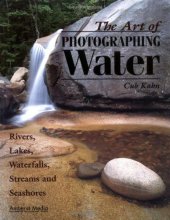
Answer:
[[6, 81, 25, 94], [15, 90, 27, 103], [46, 0, 170, 110], [0, 84, 19, 122], [7, 70, 28, 104], [5, 81, 27, 104], [10, 67, 28, 84], [101, 158, 166, 200], [36, 32, 57, 48]]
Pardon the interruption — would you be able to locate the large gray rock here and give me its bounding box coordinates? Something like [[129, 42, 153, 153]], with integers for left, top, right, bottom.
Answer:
[[46, 0, 170, 110], [101, 158, 166, 201]]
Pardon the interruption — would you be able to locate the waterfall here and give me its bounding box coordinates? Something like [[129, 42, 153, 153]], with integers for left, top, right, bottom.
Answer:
[[28, 29, 62, 105], [11, 29, 62, 124], [28, 42, 45, 98]]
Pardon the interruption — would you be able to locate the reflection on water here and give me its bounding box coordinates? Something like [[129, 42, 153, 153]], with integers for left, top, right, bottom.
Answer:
[[40, 127, 170, 204], [1, 111, 170, 220]]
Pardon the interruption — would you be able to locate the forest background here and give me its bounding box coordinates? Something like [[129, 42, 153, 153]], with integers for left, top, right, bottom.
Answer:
[[0, 0, 115, 77]]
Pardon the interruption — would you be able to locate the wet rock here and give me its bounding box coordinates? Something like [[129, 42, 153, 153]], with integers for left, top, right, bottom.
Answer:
[[36, 32, 56, 48], [10, 68, 28, 100], [0, 76, 10, 84], [0, 84, 19, 122], [78, 162, 105, 179], [0, 67, 29, 121], [46, 0, 170, 110], [15, 90, 27, 103], [101, 158, 166, 200], [0, 133, 76, 158], [6, 81, 25, 94], [0, 80, 27, 121], [10, 67, 28, 84]]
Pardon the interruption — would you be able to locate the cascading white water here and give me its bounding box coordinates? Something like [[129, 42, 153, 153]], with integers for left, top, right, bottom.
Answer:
[[28, 30, 62, 105], [11, 29, 62, 124], [28, 42, 45, 97]]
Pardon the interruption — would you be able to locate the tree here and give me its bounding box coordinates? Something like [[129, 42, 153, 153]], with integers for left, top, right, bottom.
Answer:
[[0, 0, 116, 76]]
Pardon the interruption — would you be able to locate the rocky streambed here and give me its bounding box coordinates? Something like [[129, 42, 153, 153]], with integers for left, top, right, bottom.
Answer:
[[0, 110, 170, 220]]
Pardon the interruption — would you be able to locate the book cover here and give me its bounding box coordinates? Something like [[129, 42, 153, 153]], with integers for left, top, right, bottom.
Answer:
[[0, 0, 169, 219]]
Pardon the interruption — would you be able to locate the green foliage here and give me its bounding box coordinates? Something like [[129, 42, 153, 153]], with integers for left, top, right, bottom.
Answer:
[[0, 0, 116, 76]]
